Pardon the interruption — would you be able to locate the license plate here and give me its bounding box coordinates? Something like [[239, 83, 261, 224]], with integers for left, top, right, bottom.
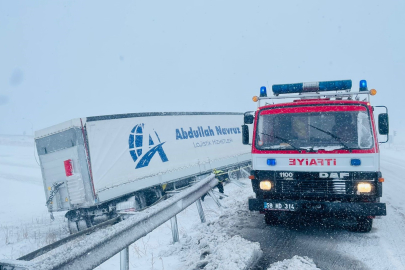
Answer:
[[264, 202, 297, 211]]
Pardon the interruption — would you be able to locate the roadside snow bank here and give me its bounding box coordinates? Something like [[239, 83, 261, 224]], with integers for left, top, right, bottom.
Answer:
[[161, 225, 261, 270], [267, 256, 320, 270], [158, 180, 262, 270]]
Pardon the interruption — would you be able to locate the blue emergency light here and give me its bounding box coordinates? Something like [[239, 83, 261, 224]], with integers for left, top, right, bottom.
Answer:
[[359, 80, 368, 91], [260, 86, 267, 97], [267, 159, 276, 166], [351, 159, 361, 166], [272, 80, 352, 95]]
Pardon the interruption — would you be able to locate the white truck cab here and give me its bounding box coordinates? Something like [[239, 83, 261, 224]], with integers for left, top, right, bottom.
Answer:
[[244, 80, 388, 232]]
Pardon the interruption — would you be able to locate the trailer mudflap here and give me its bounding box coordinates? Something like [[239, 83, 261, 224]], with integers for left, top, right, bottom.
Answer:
[[249, 198, 386, 216]]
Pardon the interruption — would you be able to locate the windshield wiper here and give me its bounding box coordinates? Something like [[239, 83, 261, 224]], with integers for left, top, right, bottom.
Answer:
[[308, 124, 350, 150], [260, 133, 301, 151]]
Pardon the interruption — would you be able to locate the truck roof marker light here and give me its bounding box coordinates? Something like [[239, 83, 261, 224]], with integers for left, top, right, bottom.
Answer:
[[248, 175, 255, 179], [359, 80, 368, 91], [252, 96, 259, 102], [260, 86, 267, 97], [370, 89, 377, 96], [267, 159, 276, 166], [272, 80, 352, 95], [379, 178, 385, 182], [351, 159, 361, 166]]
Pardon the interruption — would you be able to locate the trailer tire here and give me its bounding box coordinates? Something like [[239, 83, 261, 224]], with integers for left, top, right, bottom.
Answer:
[[144, 188, 162, 206], [68, 220, 79, 234], [136, 193, 148, 210], [77, 219, 88, 231], [349, 217, 373, 233]]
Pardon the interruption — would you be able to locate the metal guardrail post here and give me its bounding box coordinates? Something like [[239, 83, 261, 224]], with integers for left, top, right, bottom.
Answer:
[[170, 215, 179, 243], [195, 199, 206, 223], [240, 167, 250, 178], [208, 190, 222, 208], [120, 247, 129, 270]]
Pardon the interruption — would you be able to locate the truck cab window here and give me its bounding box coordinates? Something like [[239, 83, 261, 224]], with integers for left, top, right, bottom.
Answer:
[[256, 109, 373, 151]]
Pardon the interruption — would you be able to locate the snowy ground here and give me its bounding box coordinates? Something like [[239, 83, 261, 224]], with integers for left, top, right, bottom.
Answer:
[[2, 135, 405, 270], [267, 256, 320, 270], [0, 135, 68, 260], [0, 135, 262, 270]]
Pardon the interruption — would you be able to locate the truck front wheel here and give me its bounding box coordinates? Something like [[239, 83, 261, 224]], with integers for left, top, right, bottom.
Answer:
[[349, 217, 373, 233]]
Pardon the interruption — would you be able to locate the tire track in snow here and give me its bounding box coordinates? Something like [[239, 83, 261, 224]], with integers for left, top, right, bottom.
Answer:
[[229, 209, 369, 270]]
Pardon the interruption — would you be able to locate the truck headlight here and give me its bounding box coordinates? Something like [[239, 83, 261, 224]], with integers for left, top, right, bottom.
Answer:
[[357, 182, 372, 193], [260, 180, 272, 191]]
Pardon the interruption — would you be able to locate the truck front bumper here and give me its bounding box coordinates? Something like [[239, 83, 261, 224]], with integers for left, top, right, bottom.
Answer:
[[249, 198, 386, 216]]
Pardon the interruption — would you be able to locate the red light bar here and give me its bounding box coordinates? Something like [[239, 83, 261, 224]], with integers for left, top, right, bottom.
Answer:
[[64, 159, 73, 177]]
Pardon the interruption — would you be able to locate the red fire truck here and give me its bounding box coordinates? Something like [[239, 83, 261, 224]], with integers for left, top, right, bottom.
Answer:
[[243, 80, 388, 232]]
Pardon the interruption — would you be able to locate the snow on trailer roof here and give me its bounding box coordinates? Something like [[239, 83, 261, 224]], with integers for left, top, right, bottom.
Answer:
[[34, 118, 84, 139], [86, 112, 243, 122], [34, 112, 244, 139]]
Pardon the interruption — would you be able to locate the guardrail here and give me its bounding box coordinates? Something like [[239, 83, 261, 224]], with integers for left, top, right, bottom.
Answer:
[[0, 174, 220, 270]]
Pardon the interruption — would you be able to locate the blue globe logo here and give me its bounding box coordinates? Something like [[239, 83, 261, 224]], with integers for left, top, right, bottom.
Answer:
[[129, 123, 169, 169]]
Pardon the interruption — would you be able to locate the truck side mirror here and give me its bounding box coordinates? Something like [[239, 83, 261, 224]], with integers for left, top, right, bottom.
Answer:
[[242, 125, 250, 145], [378, 113, 389, 135], [244, 112, 254, 124]]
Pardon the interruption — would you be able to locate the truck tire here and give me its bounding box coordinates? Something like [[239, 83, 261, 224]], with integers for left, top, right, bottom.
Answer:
[[264, 212, 279, 225], [349, 217, 373, 232]]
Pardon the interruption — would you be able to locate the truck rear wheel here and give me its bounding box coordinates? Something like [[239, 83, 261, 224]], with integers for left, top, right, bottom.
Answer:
[[264, 212, 280, 225], [349, 217, 373, 232]]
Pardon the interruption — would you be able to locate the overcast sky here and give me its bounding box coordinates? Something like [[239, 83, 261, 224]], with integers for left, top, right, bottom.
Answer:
[[1, 0, 404, 135]]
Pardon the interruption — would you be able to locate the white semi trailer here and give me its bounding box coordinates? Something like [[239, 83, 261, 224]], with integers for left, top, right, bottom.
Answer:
[[35, 112, 251, 233]]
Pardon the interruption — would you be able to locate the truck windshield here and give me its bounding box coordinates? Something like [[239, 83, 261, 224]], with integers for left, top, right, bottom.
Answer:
[[256, 109, 374, 151]]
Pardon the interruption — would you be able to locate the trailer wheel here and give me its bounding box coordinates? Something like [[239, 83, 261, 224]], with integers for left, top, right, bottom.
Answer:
[[135, 193, 148, 210], [264, 212, 280, 225], [144, 188, 163, 206], [77, 219, 88, 231], [349, 217, 373, 233], [68, 220, 79, 234]]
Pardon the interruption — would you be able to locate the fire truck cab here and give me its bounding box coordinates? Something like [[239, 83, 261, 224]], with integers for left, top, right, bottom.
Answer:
[[244, 80, 388, 232]]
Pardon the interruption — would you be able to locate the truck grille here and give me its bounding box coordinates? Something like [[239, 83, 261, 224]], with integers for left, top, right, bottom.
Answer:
[[278, 180, 347, 195]]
